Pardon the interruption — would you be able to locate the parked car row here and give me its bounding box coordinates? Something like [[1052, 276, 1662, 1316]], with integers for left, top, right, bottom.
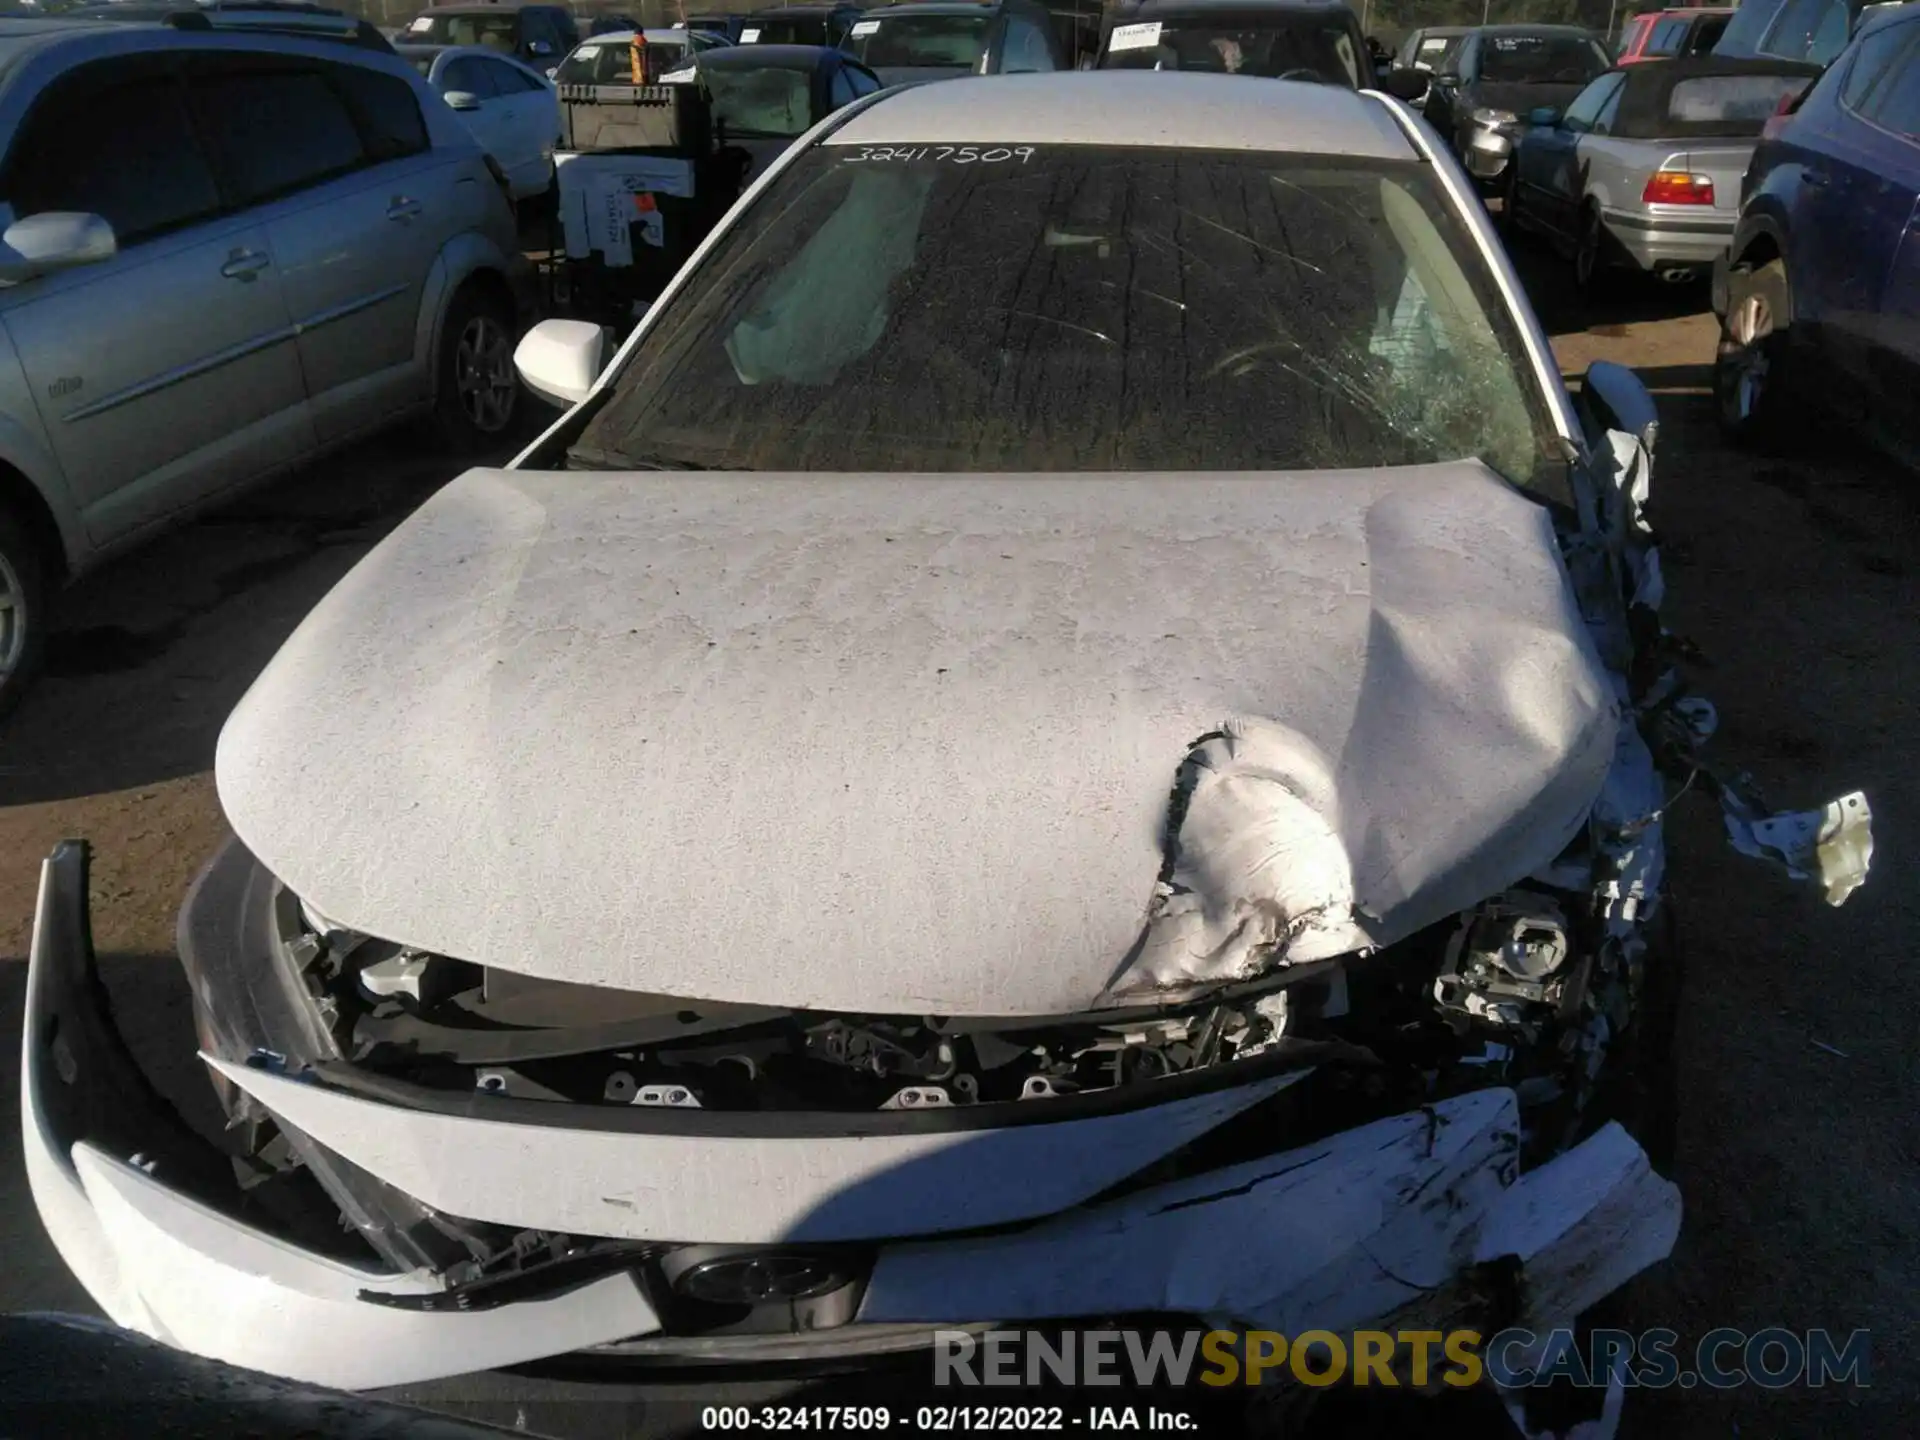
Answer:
[[1504, 55, 1822, 291], [1414, 2, 1920, 472]]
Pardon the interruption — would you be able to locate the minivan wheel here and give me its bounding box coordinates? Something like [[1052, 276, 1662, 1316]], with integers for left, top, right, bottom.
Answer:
[[433, 286, 520, 453], [0, 504, 48, 721], [1714, 258, 1793, 449]]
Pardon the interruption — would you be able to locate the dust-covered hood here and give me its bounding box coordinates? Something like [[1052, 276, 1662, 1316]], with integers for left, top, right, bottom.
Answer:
[[215, 463, 1619, 1016]]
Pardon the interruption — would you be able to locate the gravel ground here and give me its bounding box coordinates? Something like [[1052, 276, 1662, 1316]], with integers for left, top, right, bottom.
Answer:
[[1, 248, 1914, 1438]]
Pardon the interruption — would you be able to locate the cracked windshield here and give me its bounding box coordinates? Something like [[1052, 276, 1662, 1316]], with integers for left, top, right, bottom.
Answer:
[[571, 147, 1556, 485]]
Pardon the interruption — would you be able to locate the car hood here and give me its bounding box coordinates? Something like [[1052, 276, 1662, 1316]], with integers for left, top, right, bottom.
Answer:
[[872, 64, 975, 85], [216, 463, 1618, 1017], [1467, 79, 1595, 115]]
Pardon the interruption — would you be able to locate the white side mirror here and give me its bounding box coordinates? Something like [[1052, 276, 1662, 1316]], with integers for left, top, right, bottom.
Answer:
[[443, 90, 483, 111], [0, 212, 116, 283], [515, 318, 608, 408]]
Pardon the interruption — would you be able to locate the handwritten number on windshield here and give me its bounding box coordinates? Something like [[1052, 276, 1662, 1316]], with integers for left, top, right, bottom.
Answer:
[[843, 145, 1038, 164]]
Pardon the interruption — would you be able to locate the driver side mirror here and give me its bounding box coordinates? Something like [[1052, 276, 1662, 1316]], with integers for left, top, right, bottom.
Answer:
[[1529, 105, 1562, 127], [1378, 67, 1428, 102], [1580, 360, 1659, 456], [0, 211, 117, 283], [529, 38, 556, 57], [515, 318, 609, 409], [443, 90, 482, 111]]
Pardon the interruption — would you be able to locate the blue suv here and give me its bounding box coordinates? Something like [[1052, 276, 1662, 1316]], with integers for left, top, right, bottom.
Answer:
[[1713, 3, 1920, 446]]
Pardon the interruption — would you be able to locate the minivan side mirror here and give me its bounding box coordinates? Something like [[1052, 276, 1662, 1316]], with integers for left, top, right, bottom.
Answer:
[[0, 212, 117, 283], [443, 90, 483, 111], [515, 318, 609, 409], [1529, 105, 1562, 127]]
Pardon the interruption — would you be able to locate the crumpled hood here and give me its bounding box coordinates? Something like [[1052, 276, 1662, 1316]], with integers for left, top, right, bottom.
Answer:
[[216, 463, 1618, 1016]]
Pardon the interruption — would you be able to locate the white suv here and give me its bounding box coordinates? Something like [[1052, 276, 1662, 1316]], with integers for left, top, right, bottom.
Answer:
[[0, 16, 538, 715]]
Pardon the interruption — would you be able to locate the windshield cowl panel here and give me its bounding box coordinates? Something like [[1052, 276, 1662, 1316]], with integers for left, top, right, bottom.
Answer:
[[569, 145, 1565, 503]]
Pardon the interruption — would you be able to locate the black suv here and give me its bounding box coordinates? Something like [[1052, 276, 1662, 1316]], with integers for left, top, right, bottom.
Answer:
[[847, 0, 1066, 82], [396, 3, 579, 70], [1095, 0, 1373, 87], [741, 4, 867, 48]]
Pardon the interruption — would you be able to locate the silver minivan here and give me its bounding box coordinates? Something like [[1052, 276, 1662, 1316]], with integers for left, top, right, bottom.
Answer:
[[0, 18, 538, 716]]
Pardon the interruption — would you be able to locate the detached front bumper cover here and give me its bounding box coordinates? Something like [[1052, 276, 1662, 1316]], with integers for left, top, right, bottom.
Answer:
[[27, 839, 1683, 1394], [20, 840, 660, 1391]]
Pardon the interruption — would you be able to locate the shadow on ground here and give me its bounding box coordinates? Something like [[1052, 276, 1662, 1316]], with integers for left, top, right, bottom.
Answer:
[[0, 427, 530, 808]]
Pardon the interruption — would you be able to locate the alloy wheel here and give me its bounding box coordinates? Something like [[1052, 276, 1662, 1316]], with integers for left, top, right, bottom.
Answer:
[[1725, 291, 1774, 422], [455, 315, 517, 435], [0, 546, 28, 683]]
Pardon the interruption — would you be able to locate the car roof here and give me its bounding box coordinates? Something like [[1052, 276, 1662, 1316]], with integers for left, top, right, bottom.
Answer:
[[827, 69, 1412, 156], [1858, 1, 1920, 37], [0, 10, 375, 74], [755, 4, 857, 16], [0, 16, 108, 79]]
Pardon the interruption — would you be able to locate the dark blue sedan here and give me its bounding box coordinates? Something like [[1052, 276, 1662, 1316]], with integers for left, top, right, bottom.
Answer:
[[1714, 3, 1920, 447]]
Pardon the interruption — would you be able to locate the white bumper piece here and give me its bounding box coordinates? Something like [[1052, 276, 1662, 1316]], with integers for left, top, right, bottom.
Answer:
[[860, 1091, 1681, 1335], [20, 846, 661, 1391], [26, 843, 1681, 1390]]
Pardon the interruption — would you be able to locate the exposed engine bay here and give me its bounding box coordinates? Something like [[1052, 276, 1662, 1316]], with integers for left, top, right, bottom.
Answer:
[[273, 867, 1641, 1172]]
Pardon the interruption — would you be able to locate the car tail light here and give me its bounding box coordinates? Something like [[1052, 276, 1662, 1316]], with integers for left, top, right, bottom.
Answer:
[[1643, 170, 1715, 205]]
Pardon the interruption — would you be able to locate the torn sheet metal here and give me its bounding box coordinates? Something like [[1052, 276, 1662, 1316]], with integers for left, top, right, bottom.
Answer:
[[1574, 424, 1874, 909], [859, 1089, 1679, 1338], [207, 1058, 1304, 1244], [1723, 789, 1873, 905], [216, 462, 1617, 1015]]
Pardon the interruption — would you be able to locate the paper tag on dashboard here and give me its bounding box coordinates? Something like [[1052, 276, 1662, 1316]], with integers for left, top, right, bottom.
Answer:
[[851, 19, 880, 35], [741, 26, 762, 42], [1108, 22, 1162, 52]]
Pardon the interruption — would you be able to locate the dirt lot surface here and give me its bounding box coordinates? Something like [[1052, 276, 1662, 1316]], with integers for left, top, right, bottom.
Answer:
[[2, 248, 1914, 1438]]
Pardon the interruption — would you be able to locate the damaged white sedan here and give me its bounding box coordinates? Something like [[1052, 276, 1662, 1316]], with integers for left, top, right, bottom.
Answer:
[[25, 72, 1872, 1413]]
